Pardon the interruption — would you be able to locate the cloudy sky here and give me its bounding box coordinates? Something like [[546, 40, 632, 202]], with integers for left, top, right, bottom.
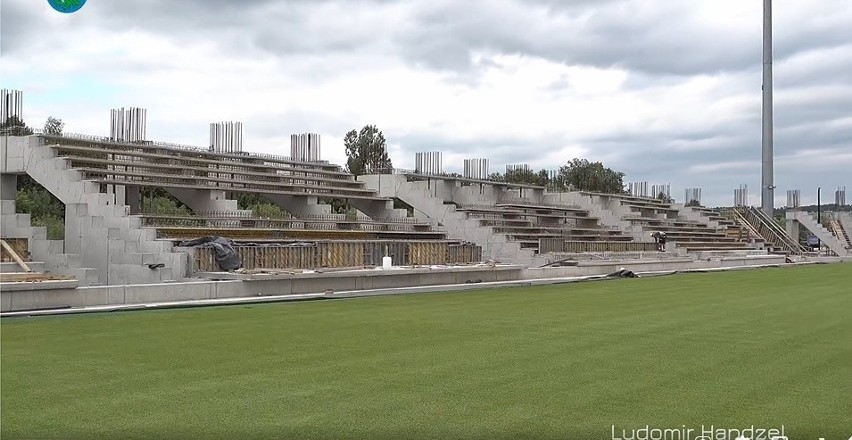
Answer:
[[2, 0, 850, 206]]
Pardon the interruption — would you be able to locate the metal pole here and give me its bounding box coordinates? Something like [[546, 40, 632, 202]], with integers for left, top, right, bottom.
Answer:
[[761, 0, 775, 216], [817, 187, 821, 251]]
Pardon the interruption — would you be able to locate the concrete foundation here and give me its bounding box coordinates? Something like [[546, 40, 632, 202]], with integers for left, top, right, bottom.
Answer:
[[1, 254, 819, 314]]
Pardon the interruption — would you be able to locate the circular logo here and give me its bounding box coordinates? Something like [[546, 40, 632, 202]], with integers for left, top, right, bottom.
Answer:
[[47, 0, 87, 13]]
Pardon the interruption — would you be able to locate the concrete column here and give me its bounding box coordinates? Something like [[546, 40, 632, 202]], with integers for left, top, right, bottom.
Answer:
[[1, 174, 17, 200], [113, 184, 126, 206], [785, 219, 800, 243], [125, 185, 141, 214]]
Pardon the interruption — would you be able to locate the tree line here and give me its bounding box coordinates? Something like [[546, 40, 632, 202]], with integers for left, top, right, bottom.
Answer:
[[342, 125, 629, 194]]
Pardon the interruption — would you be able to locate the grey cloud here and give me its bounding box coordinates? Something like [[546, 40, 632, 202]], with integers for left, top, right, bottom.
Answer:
[[2, 0, 848, 206]]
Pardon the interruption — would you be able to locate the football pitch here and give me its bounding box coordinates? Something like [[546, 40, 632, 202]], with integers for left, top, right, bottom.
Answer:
[[1, 264, 850, 440]]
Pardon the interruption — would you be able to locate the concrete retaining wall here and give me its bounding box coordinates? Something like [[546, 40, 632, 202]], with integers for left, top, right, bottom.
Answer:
[[1, 253, 803, 313], [1, 265, 522, 312]]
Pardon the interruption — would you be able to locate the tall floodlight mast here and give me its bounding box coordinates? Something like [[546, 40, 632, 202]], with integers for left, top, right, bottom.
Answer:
[[761, 0, 775, 216]]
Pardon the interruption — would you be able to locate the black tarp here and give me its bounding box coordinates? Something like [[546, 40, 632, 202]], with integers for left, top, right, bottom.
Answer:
[[179, 236, 243, 271]]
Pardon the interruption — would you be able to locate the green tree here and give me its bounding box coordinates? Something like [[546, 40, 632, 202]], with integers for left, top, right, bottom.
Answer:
[[556, 158, 625, 193], [1, 116, 34, 136], [142, 196, 190, 215], [43, 117, 64, 136], [685, 199, 702, 207], [504, 168, 550, 186], [344, 125, 393, 177], [15, 175, 65, 239], [656, 191, 674, 203], [487, 172, 505, 182]]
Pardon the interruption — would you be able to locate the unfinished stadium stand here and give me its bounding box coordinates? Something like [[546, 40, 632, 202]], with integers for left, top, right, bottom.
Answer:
[[47, 134, 481, 259], [455, 201, 635, 253], [720, 206, 805, 254], [361, 173, 658, 266], [0, 134, 482, 286], [581, 192, 759, 252]]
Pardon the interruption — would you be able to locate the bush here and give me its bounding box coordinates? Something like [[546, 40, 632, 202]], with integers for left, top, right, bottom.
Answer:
[[142, 196, 190, 215], [32, 214, 65, 240], [248, 203, 288, 218]]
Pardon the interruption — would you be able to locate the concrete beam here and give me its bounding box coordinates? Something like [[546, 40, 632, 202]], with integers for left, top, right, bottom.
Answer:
[[165, 188, 237, 212]]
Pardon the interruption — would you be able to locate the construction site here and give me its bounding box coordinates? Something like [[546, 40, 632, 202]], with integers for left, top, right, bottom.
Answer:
[[0, 97, 848, 314]]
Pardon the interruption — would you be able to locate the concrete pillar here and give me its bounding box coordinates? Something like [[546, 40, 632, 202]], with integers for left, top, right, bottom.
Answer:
[[165, 188, 238, 213], [125, 185, 141, 214], [114, 184, 126, 206], [266, 195, 331, 216], [1, 174, 17, 200], [786, 219, 800, 243]]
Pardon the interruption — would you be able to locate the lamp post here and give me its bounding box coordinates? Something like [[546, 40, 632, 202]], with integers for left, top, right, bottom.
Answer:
[[817, 187, 821, 253], [761, 0, 775, 217]]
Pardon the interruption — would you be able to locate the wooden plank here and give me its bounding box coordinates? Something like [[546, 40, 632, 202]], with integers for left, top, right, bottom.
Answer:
[[0, 239, 31, 272]]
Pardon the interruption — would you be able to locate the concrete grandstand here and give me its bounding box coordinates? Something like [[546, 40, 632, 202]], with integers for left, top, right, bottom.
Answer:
[[1, 124, 849, 313]]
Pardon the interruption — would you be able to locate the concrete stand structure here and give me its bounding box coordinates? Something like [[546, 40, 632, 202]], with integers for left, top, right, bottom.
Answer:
[[2, 136, 187, 286], [785, 210, 850, 256]]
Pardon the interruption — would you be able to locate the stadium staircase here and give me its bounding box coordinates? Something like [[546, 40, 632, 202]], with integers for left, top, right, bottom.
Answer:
[[786, 210, 850, 256], [839, 212, 852, 248], [2, 136, 189, 285], [723, 207, 804, 254], [828, 217, 851, 249], [576, 193, 757, 252], [360, 174, 543, 265], [1, 202, 100, 285]]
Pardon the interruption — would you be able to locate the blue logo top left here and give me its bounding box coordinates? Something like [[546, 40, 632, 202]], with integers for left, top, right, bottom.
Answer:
[[48, 0, 87, 13]]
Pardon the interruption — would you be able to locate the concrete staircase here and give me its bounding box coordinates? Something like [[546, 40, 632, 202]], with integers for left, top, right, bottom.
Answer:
[[1, 201, 101, 285], [677, 205, 726, 228], [840, 213, 852, 248], [829, 218, 851, 249], [787, 210, 850, 256], [544, 192, 640, 239], [4, 136, 188, 285], [360, 174, 542, 266]]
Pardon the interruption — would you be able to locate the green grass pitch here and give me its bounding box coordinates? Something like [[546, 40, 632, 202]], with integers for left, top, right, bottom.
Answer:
[[2, 264, 850, 439]]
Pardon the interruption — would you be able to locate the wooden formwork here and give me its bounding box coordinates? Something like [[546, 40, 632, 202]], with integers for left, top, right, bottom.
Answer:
[[364, 242, 409, 266], [409, 241, 449, 265], [568, 241, 657, 253], [1, 238, 29, 262], [195, 240, 483, 272], [538, 238, 565, 254], [448, 244, 482, 264], [317, 241, 365, 268]]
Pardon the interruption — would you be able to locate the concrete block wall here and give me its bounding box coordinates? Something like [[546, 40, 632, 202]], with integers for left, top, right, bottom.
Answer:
[[360, 174, 544, 266], [497, 187, 545, 205], [449, 182, 501, 206], [3, 136, 189, 285], [0, 199, 101, 284]]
